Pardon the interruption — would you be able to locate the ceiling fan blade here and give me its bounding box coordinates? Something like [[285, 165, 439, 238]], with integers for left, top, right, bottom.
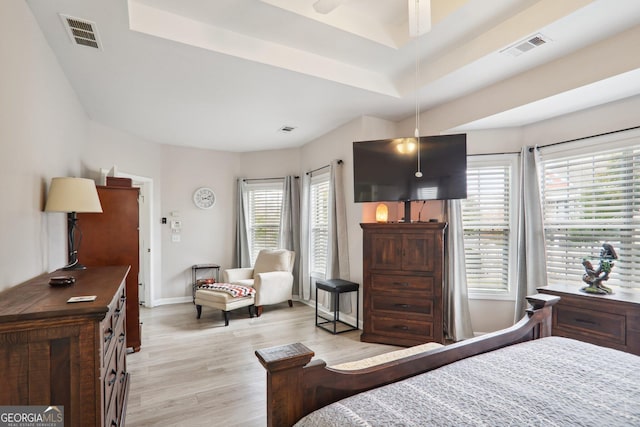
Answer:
[[312, 0, 344, 14], [408, 0, 431, 37]]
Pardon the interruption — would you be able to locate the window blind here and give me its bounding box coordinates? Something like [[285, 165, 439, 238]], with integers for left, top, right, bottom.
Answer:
[[540, 143, 640, 287], [462, 161, 513, 292], [246, 181, 283, 264], [310, 173, 329, 277]]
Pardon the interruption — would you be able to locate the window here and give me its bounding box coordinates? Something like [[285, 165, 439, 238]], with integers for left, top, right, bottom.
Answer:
[[245, 180, 283, 264], [310, 172, 330, 278], [461, 155, 519, 299], [540, 133, 640, 287]]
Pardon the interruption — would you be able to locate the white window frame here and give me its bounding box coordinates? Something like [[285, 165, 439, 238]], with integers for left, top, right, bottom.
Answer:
[[244, 180, 284, 265], [463, 154, 519, 300], [309, 171, 330, 281], [539, 128, 640, 288]]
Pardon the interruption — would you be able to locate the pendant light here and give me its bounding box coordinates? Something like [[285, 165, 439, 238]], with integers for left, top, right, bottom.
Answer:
[[413, 0, 423, 178]]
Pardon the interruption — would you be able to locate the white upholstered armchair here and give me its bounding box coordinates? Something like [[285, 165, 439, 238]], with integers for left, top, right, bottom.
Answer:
[[223, 249, 295, 317]]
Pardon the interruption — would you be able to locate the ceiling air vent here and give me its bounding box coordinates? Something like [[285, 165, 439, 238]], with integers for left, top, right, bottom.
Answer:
[[278, 126, 297, 133], [60, 14, 102, 50], [501, 33, 550, 57]]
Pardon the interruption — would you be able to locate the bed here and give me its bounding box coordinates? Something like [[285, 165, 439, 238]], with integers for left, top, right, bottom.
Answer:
[[255, 294, 640, 426]]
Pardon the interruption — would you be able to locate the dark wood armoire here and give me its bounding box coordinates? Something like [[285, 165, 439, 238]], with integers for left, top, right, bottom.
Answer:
[[360, 222, 446, 347], [78, 182, 142, 351]]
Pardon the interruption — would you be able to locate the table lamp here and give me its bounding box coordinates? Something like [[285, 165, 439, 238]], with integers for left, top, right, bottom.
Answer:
[[45, 177, 103, 270]]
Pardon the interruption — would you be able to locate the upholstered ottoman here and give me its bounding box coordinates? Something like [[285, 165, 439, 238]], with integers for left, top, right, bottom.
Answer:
[[195, 283, 256, 326]]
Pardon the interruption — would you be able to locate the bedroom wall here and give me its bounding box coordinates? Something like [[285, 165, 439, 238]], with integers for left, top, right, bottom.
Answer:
[[82, 123, 302, 305], [0, 1, 87, 291], [158, 144, 243, 302]]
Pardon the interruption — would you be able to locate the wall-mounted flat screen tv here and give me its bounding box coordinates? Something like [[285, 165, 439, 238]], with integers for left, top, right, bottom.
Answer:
[[353, 133, 467, 203]]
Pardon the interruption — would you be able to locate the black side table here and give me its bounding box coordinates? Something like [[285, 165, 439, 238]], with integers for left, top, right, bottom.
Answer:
[[316, 278, 359, 334], [191, 264, 220, 302]]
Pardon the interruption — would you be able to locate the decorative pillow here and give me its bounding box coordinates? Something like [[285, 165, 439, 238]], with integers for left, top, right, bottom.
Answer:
[[253, 249, 292, 276]]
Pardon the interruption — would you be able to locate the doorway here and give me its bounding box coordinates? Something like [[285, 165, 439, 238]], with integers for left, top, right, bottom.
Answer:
[[100, 167, 154, 307]]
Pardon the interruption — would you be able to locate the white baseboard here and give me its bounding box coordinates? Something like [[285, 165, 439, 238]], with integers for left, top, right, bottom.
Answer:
[[150, 295, 362, 330], [153, 296, 192, 306]]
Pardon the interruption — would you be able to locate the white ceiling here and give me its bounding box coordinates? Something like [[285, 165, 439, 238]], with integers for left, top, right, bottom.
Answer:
[[26, 0, 640, 152]]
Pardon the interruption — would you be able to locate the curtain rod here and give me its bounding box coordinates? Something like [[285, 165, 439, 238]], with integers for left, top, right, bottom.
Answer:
[[469, 151, 520, 156], [242, 176, 299, 182], [529, 125, 640, 152], [306, 159, 343, 175]]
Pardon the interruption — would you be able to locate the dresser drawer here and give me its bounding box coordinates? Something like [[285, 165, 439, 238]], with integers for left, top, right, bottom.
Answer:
[[370, 315, 433, 339], [104, 288, 126, 361], [103, 345, 119, 418], [372, 294, 433, 316], [555, 305, 626, 345], [105, 382, 118, 427], [371, 274, 434, 293]]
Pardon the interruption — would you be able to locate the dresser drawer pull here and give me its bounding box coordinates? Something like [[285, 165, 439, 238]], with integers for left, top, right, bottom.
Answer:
[[395, 304, 410, 309], [120, 295, 127, 302], [108, 369, 117, 386], [575, 318, 598, 326], [118, 333, 126, 343], [104, 329, 114, 343], [393, 325, 409, 331], [111, 420, 118, 426], [392, 282, 410, 287], [114, 309, 121, 318], [120, 372, 127, 384]]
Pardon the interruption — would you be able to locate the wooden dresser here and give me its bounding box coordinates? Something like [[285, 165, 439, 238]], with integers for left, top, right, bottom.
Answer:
[[538, 283, 640, 355], [0, 266, 131, 426], [360, 222, 446, 346]]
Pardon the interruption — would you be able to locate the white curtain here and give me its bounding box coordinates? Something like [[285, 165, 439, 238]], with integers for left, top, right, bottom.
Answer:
[[325, 160, 351, 312], [279, 176, 301, 296], [233, 179, 251, 268], [514, 146, 548, 321], [443, 200, 474, 341], [299, 173, 312, 300]]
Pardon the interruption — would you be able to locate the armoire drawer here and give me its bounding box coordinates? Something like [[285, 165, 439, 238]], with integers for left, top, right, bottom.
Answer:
[[370, 315, 433, 339], [371, 274, 434, 293], [371, 294, 433, 316]]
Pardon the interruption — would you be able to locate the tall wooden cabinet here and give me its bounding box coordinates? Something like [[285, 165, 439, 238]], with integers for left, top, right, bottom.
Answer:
[[78, 184, 141, 351], [0, 266, 130, 427], [360, 222, 446, 346]]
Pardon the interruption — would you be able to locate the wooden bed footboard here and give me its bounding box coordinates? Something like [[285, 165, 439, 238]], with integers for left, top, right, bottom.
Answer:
[[255, 294, 559, 427]]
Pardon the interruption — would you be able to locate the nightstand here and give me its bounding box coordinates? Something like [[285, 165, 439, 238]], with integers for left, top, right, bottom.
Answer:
[[538, 283, 640, 355]]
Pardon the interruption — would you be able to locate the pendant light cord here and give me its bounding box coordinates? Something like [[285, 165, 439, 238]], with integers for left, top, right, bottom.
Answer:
[[414, 0, 423, 177]]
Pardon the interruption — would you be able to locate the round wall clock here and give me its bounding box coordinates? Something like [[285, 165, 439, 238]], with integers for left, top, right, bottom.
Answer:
[[193, 187, 216, 209]]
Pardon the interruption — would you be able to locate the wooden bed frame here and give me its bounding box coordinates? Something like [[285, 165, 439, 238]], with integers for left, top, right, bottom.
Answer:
[[255, 294, 559, 427]]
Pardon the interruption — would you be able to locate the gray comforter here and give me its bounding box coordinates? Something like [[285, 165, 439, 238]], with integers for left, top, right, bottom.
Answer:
[[296, 337, 640, 426]]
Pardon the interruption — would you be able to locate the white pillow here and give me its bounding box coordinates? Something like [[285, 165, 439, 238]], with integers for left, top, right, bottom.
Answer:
[[253, 249, 292, 276]]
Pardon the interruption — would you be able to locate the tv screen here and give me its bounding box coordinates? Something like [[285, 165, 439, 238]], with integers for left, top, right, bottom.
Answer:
[[353, 133, 467, 202]]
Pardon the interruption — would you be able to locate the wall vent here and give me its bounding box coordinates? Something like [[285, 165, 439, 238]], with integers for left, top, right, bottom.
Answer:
[[501, 33, 550, 57], [278, 125, 297, 133], [60, 14, 102, 50]]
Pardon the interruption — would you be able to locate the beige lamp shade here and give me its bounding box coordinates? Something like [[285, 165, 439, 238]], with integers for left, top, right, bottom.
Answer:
[[45, 177, 103, 213]]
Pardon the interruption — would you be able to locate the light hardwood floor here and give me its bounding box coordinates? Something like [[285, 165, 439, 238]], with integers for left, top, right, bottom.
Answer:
[[125, 301, 400, 426]]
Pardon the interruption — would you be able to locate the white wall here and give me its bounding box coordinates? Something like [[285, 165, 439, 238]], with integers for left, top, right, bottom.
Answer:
[[0, 1, 87, 291], [158, 144, 241, 302]]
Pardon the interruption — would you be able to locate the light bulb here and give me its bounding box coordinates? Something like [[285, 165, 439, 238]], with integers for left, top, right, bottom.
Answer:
[[414, 127, 419, 138], [415, 171, 423, 177]]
